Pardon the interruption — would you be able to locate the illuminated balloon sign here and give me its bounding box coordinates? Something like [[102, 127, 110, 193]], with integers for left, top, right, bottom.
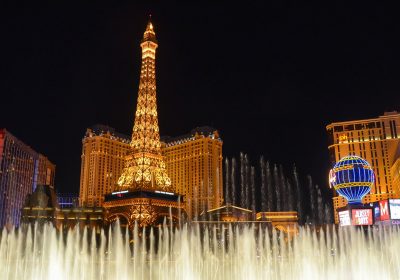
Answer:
[[329, 155, 374, 204]]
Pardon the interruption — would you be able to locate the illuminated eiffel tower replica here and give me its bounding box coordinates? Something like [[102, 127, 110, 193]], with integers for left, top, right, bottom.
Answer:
[[103, 19, 185, 228]]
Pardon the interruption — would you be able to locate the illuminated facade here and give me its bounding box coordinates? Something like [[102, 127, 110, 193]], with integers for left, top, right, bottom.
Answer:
[[79, 125, 130, 207], [115, 20, 172, 194], [103, 20, 185, 227], [162, 127, 223, 219], [392, 155, 400, 194], [0, 129, 55, 227], [326, 111, 400, 223]]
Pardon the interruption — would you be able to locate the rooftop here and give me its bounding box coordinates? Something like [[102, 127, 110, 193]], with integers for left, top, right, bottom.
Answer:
[[85, 124, 131, 142], [326, 111, 400, 129], [161, 126, 221, 146]]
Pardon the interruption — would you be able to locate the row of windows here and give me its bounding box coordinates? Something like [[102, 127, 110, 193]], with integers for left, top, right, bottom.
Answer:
[[333, 121, 382, 132], [165, 140, 221, 151], [329, 119, 400, 142]]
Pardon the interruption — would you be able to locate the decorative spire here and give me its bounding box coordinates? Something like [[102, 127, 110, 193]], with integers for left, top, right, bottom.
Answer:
[[142, 16, 157, 45], [116, 20, 172, 192]]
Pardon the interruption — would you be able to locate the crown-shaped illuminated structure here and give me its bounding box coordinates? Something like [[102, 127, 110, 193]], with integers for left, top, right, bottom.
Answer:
[[116, 20, 172, 192]]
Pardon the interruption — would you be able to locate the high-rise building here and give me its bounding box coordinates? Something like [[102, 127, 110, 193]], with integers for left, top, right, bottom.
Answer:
[[103, 20, 184, 227], [326, 111, 400, 223], [78, 125, 223, 215], [0, 129, 55, 227], [79, 125, 130, 207], [162, 127, 223, 219]]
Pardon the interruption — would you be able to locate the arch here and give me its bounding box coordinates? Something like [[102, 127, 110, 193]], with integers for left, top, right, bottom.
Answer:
[[107, 213, 130, 228]]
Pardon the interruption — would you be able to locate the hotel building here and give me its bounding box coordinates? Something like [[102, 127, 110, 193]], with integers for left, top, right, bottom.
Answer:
[[162, 127, 223, 219], [79, 125, 130, 207], [0, 129, 55, 227], [326, 111, 400, 223], [79, 125, 223, 219]]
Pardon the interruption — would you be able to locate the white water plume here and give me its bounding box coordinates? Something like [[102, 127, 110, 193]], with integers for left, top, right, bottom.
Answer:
[[0, 223, 399, 279]]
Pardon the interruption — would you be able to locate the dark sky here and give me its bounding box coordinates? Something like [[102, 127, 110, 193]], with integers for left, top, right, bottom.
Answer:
[[1, 2, 399, 194]]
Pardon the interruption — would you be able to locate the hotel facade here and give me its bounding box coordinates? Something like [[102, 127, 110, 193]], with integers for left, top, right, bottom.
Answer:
[[326, 111, 400, 223], [79, 125, 130, 207], [162, 127, 223, 219], [0, 129, 55, 227], [78, 125, 223, 218]]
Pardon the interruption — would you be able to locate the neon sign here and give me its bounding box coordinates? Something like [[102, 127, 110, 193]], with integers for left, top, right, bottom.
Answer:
[[338, 210, 351, 226], [329, 155, 374, 204], [339, 134, 348, 142], [389, 199, 400, 220], [379, 200, 390, 221], [351, 209, 373, 225]]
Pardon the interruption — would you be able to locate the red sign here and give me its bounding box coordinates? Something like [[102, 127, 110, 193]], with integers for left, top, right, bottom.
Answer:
[[379, 200, 390, 221], [351, 209, 373, 225]]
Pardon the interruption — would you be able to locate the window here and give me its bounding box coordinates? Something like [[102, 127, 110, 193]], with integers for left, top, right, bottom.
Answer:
[[344, 124, 354, 131]]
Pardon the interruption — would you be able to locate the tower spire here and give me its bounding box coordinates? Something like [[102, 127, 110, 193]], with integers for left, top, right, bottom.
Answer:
[[116, 20, 172, 192], [142, 16, 157, 46]]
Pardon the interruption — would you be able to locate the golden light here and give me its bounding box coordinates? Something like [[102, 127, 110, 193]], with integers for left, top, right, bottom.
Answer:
[[115, 20, 172, 193]]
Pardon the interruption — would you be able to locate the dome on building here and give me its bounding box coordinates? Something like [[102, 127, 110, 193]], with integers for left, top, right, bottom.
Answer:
[[329, 155, 374, 204]]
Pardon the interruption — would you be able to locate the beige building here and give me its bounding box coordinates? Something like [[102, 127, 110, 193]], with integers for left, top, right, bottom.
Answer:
[[162, 127, 223, 219], [326, 111, 400, 223], [79, 125, 130, 207], [78, 125, 224, 219]]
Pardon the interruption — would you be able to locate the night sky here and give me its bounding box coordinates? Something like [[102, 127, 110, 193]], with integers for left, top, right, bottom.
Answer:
[[2, 2, 399, 195]]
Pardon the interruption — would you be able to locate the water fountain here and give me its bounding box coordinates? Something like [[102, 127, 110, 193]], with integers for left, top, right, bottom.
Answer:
[[1, 153, 396, 279], [1, 222, 399, 279], [224, 154, 332, 225]]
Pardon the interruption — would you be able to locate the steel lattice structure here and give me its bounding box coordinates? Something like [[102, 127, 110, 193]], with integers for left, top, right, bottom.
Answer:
[[103, 19, 185, 228], [116, 20, 172, 192]]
